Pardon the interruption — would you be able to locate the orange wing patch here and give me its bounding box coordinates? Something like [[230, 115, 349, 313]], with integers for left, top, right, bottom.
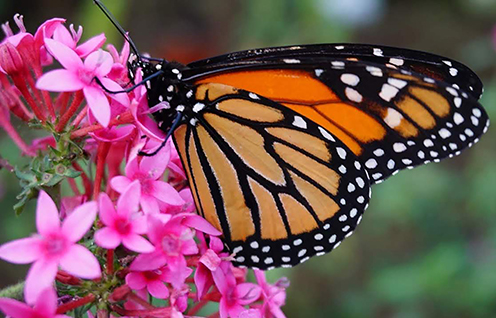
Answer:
[[197, 69, 338, 103], [196, 125, 256, 241], [248, 177, 288, 240], [204, 112, 286, 185]]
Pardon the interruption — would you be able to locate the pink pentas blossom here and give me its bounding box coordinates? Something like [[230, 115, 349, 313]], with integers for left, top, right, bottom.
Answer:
[[52, 24, 106, 58], [0, 191, 100, 304], [95, 181, 154, 253], [0, 287, 70, 318], [213, 264, 262, 318], [253, 270, 288, 318], [126, 266, 170, 299], [131, 213, 220, 273], [36, 39, 129, 127], [195, 236, 229, 300], [111, 144, 185, 214]]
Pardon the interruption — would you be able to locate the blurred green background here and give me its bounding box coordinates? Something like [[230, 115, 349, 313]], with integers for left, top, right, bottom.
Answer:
[[0, 0, 495, 317]]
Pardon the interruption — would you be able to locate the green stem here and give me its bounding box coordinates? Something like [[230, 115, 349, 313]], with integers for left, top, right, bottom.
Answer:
[[0, 281, 25, 301]]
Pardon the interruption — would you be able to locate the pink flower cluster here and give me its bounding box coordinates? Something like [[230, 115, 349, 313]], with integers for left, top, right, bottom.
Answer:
[[0, 15, 288, 318]]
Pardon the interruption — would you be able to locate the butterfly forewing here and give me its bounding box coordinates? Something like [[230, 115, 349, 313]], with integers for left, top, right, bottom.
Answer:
[[186, 43, 483, 99], [173, 83, 371, 269]]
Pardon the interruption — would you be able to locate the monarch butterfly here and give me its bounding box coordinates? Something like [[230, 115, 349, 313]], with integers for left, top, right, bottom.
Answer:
[[95, 2, 489, 270]]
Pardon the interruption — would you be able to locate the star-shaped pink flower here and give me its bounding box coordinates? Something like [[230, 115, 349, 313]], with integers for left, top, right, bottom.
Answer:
[[0, 287, 70, 318], [0, 191, 100, 304], [111, 145, 184, 214], [36, 39, 129, 127], [95, 181, 154, 253]]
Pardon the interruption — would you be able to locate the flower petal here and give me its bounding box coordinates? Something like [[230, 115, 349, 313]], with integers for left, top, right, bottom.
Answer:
[[98, 193, 117, 226], [125, 272, 147, 290], [147, 280, 169, 299], [36, 69, 85, 92], [60, 244, 101, 279], [150, 181, 185, 206], [181, 214, 222, 236], [100, 77, 130, 107], [122, 234, 155, 253], [44, 38, 83, 71], [94, 227, 121, 249], [0, 297, 35, 318], [110, 176, 132, 193], [140, 144, 170, 179], [84, 85, 110, 127], [53, 25, 75, 49], [61, 201, 97, 243], [84, 49, 113, 77], [36, 190, 60, 236], [140, 194, 160, 214], [130, 251, 167, 271], [236, 283, 262, 305], [76, 33, 106, 58], [131, 215, 148, 234], [194, 264, 213, 300], [117, 180, 141, 217], [24, 259, 58, 304], [0, 237, 43, 264], [33, 287, 57, 316]]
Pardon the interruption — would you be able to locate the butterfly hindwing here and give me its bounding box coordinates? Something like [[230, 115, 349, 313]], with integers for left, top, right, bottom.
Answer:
[[173, 83, 371, 269]]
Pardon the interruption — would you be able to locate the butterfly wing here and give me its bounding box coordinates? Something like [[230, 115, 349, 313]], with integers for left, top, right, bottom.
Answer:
[[186, 43, 483, 99], [184, 51, 489, 184], [173, 83, 371, 269]]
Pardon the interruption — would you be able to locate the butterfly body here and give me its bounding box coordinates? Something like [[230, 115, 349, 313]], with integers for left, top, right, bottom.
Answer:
[[131, 44, 489, 270]]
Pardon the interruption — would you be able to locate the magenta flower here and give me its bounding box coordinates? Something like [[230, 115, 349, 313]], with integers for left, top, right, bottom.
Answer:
[[126, 266, 169, 299], [253, 270, 288, 318], [131, 213, 220, 273], [213, 266, 262, 318], [36, 39, 129, 127], [95, 181, 154, 253], [195, 236, 228, 299], [0, 191, 100, 304], [52, 24, 105, 58], [111, 145, 184, 214], [0, 287, 70, 318]]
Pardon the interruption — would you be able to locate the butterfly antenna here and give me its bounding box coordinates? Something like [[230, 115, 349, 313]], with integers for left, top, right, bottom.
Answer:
[[93, 0, 141, 58]]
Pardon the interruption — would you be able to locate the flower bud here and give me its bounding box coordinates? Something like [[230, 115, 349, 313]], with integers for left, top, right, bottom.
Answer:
[[0, 42, 25, 75]]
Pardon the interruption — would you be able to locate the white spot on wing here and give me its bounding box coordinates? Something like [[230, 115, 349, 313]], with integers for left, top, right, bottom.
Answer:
[[384, 108, 403, 128], [345, 87, 363, 103], [340, 73, 360, 86], [379, 83, 399, 102], [293, 116, 307, 129]]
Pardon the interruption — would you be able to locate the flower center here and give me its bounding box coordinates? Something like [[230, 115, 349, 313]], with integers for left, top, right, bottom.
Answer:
[[78, 68, 95, 85], [161, 235, 180, 256], [143, 269, 162, 281], [43, 234, 67, 257], [114, 217, 131, 235]]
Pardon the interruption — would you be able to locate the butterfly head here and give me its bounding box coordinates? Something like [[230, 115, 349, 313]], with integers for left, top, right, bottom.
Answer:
[[128, 55, 189, 132]]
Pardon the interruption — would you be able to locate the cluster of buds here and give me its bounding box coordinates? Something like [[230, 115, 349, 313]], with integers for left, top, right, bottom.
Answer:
[[0, 14, 288, 318]]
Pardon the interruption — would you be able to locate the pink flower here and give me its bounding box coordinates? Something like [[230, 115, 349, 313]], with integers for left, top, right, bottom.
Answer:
[[126, 266, 169, 299], [95, 181, 154, 253], [0, 287, 70, 318], [52, 24, 105, 58], [130, 213, 220, 274], [36, 39, 129, 127], [195, 236, 228, 299], [0, 191, 100, 304], [253, 270, 288, 318], [213, 265, 262, 318], [111, 145, 185, 214]]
